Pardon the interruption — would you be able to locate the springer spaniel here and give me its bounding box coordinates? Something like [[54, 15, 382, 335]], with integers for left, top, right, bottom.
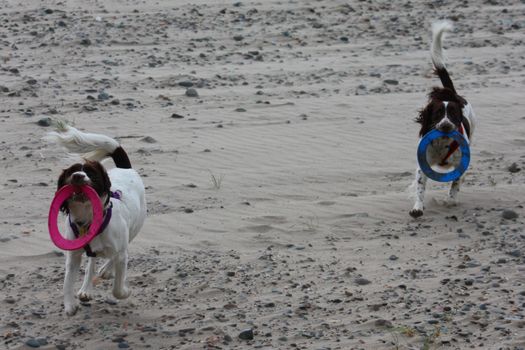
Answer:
[[410, 21, 477, 218], [46, 125, 146, 316]]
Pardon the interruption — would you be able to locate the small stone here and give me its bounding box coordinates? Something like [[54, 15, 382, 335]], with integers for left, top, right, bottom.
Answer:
[[118, 341, 130, 349], [233, 35, 244, 41], [507, 250, 522, 258], [184, 208, 194, 214], [239, 328, 254, 340], [389, 255, 398, 261], [37, 117, 52, 127], [224, 334, 233, 342], [178, 81, 193, 88], [383, 79, 399, 85], [354, 277, 371, 286], [4, 297, 16, 304], [508, 162, 521, 173], [235, 108, 246, 112], [375, 319, 392, 328], [44, 8, 54, 14], [110, 99, 120, 105], [171, 113, 184, 119], [502, 209, 518, 220], [185, 88, 199, 97], [97, 92, 110, 101], [80, 38, 92, 46], [25, 339, 40, 348], [141, 136, 157, 143]]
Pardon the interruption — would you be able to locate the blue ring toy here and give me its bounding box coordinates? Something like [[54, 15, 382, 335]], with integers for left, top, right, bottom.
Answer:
[[417, 129, 470, 182]]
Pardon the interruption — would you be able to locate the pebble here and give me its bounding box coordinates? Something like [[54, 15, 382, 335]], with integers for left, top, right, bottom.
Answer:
[[239, 328, 254, 340], [171, 113, 184, 119], [502, 209, 518, 220], [118, 341, 130, 348], [508, 162, 521, 173], [97, 92, 110, 101], [389, 255, 398, 261], [178, 81, 193, 88], [354, 277, 371, 285], [383, 79, 399, 85], [185, 88, 199, 97], [37, 117, 52, 127], [25, 339, 40, 348], [141, 136, 157, 143]]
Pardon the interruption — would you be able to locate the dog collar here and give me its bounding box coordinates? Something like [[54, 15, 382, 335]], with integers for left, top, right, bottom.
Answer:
[[69, 191, 121, 257]]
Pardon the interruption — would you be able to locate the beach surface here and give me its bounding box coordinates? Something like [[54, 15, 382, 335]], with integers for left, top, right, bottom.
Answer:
[[1, 0, 525, 349]]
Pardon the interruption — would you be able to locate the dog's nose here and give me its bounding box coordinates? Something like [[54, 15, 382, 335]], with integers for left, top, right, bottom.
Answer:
[[437, 123, 454, 133], [71, 172, 88, 185]]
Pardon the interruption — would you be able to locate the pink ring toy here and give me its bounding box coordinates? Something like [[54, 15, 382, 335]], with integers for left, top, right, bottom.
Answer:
[[48, 184, 103, 251]]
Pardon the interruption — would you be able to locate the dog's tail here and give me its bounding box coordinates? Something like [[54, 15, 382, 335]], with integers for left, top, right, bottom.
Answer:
[[45, 122, 132, 169], [431, 20, 456, 93]]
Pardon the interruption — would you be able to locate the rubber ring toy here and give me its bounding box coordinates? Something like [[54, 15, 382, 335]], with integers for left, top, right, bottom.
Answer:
[[417, 129, 470, 182], [48, 184, 103, 251]]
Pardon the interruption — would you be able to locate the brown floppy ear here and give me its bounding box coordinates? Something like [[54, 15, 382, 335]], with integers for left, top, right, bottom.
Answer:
[[57, 170, 70, 213], [415, 103, 434, 137], [88, 161, 112, 196]]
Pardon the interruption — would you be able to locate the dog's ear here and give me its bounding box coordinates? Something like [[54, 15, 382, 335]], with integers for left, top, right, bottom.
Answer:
[[57, 169, 70, 213], [415, 103, 434, 137], [86, 161, 112, 196]]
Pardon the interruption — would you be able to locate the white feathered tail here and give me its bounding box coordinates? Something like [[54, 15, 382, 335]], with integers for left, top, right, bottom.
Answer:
[[431, 20, 453, 69], [44, 124, 119, 162]]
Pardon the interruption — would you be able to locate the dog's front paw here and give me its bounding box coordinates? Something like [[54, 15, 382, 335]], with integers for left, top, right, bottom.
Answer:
[[64, 303, 79, 316], [113, 287, 131, 300], [409, 208, 424, 218], [77, 291, 92, 302]]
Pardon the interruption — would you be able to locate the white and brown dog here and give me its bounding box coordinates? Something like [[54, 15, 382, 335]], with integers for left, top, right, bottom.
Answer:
[[46, 125, 146, 316], [410, 21, 477, 218]]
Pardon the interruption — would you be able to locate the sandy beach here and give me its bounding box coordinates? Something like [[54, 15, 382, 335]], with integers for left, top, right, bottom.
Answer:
[[1, 0, 525, 349]]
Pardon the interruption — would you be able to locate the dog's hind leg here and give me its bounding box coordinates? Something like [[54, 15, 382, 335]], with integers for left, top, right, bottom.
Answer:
[[64, 251, 82, 316], [410, 167, 427, 218], [112, 250, 131, 300], [97, 259, 114, 279], [77, 257, 95, 301]]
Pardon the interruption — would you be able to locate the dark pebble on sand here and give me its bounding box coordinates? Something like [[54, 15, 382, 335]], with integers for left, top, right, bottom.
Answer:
[[235, 108, 246, 112], [184, 208, 194, 213], [354, 277, 371, 285], [97, 92, 110, 101], [185, 88, 199, 97], [508, 162, 521, 173], [224, 334, 233, 342], [239, 328, 254, 340], [502, 209, 518, 220], [383, 79, 399, 85], [37, 117, 52, 127], [141, 136, 157, 143], [178, 81, 193, 88], [507, 250, 522, 258], [233, 35, 244, 41], [171, 113, 184, 119], [118, 341, 130, 348], [389, 255, 398, 261], [375, 319, 392, 327], [80, 38, 91, 46], [25, 339, 40, 348]]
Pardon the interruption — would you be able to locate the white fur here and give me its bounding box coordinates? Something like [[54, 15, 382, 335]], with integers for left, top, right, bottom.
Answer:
[[48, 126, 146, 316], [45, 125, 120, 162], [431, 20, 453, 69]]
